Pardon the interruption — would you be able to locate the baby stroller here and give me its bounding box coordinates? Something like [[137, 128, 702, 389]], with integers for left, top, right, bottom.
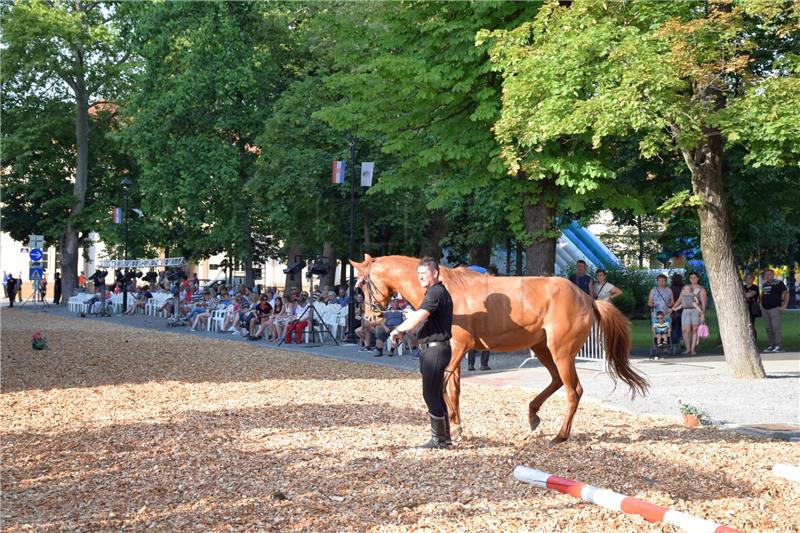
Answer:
[[649, 310, 675, 358]]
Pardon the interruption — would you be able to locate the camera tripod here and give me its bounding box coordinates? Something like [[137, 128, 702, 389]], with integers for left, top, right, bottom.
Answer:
[[277, 303, 338, 347]]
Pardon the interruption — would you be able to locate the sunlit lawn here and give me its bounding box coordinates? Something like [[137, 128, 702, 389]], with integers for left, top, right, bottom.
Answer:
[[631, 309, 800, 353]]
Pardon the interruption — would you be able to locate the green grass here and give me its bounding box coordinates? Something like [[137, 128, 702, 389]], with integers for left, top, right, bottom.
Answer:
[[630, 309, 800, 353]]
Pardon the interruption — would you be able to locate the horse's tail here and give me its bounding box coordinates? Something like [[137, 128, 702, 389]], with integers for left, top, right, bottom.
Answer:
[[593, 300, 649, 398]]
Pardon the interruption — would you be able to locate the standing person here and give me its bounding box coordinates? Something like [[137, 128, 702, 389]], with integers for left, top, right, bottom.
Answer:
[[669, 273, 684, 347], [671, 271, 707, 355], [743, 273, 760, 341], [78, 271, 86, 288], [760, 269, 789, 353], [39, 277, 48, 302], [15, 274, 22, 302], [2, 272, 8, 300], [388, 257, 454, 449], [648, 274, 674, 317], [593, 269, 622, 301], [53, 273, 62, 305], [468, 265, 498, 371], [6, 274, 16, 308], [568, 260, 593, 297]]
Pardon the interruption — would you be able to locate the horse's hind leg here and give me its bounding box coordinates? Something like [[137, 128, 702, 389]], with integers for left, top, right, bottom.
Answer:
[[528, 342, 562, 432], [444, 343, 467, 440], [550, 351, 584, 445]]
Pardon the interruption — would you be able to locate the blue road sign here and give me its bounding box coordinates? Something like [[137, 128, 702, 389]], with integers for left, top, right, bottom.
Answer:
[[29, 248, 43, 261], [29, 268, 43, 281]]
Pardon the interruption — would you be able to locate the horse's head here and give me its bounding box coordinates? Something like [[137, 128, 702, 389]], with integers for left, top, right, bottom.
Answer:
[[349, 254, 392, 320]]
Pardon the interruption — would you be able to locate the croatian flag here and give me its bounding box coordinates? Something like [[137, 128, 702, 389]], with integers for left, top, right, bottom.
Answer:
[[331, 160, 345, 184], [113, 207, 123, 224]]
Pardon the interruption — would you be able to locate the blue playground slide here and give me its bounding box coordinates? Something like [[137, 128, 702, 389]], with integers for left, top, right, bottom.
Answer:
[[555, 222, 619, 274]]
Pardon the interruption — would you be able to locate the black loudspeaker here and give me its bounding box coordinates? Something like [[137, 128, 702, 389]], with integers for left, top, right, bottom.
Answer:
[[283, 261, 305, 275]]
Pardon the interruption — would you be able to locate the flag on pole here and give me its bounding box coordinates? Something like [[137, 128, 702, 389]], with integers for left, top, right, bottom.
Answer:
[[113, 207, 123, 224], [360, 162, 375, 187], [331, 160, 345, 184]]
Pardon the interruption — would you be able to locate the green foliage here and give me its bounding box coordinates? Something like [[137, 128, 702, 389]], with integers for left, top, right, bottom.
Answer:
[[121, 2, 294, 264]]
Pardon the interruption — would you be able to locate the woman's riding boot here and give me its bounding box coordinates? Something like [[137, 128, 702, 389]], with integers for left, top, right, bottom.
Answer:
[[418, 413, 451, 449]]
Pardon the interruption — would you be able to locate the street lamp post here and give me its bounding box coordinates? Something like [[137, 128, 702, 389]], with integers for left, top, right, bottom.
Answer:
[[121, 177, 133, 313], [345, 135, 357, 344]]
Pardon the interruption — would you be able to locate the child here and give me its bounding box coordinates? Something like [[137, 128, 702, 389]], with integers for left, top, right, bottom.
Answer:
[[653, 311, 671, 346]]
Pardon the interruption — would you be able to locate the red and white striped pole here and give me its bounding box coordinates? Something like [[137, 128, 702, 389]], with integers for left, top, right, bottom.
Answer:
[[514, 466, 743, 533]]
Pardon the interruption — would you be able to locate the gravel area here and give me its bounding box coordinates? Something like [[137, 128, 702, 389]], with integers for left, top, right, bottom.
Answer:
[[2, 312, 799, 532]]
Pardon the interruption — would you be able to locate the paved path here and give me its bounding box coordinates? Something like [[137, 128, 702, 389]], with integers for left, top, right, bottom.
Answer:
[[10, 303, 800, 435]]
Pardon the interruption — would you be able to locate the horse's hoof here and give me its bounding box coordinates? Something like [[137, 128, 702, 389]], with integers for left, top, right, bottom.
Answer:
[[451, 424, 462, 441], [529, 414, 541, 432], [548, 435, 567, 447]]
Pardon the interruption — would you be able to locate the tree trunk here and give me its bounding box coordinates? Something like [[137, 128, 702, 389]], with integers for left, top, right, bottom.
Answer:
[[523, 192, 556, 276], [321, 240, 336, 289], [636, 215, 645, 268], [339, 254, 348, 289], [59, 74, 90, 303], [683, 133, 765, 379], [284, 240, 303, 292], [515, 242, 523, 275], [469, 241, 492, 267], [242, 222, 254, 289], [420, 209, 447, 260], [506, 238, 512, 274]]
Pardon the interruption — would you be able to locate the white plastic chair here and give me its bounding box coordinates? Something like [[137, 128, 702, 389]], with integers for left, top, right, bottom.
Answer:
[[208, 308, 228, 332]]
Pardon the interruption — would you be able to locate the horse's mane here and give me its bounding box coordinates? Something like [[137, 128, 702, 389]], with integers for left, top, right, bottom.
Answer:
[[375, 255, 484, 294]]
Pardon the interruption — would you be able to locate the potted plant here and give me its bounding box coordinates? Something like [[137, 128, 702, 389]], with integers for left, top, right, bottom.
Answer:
[[677, 400, 705, 427], [31, 331, 48, 351]]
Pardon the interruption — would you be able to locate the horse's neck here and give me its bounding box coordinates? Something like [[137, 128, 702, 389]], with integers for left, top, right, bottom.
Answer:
[[394, 276, 425, 309], [383, 259, 426, 308]]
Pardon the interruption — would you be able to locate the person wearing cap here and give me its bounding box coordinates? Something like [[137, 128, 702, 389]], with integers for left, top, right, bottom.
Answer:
[[374, 296, 404, 357], [389, 256, 453, 449]]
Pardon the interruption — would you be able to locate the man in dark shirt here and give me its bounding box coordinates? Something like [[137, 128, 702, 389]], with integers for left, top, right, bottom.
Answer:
[[568, 259, 593, 296], [389, 257, 453, 449], [760, 269, 789, 352]]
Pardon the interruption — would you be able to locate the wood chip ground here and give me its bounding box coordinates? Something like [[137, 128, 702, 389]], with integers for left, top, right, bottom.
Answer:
[[2, 312, 798, 531]]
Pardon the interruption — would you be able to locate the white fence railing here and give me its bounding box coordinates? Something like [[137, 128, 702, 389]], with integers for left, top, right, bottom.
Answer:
[[519, 321, 607, 369], [576, 321, 606, 365]]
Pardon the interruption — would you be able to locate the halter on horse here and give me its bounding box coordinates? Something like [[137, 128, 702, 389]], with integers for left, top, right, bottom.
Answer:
[[351, 254, 648, 444]]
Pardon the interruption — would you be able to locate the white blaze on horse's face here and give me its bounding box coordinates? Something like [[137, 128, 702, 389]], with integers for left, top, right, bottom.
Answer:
[[417, 266, 437, 288]]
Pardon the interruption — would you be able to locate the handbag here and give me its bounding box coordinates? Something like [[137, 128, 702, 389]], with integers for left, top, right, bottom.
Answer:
[[697, 323, 710, 339], [748, 299, 762, 317]]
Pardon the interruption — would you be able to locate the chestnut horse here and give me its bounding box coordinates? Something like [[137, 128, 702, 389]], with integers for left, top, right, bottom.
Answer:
[[351, 254, 649, 444]]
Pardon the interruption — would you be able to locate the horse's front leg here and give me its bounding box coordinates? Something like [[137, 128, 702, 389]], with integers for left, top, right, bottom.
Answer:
[[444, 341, 468, 441]]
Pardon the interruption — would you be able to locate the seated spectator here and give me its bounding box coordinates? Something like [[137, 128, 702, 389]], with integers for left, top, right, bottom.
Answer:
[[355, 294, 380, 351], [335, 286, 349, 307], [373, 296, 404, 357], [125, 285, 153, 315], [186, 290, 218, 330], [267, 297, 290, 342], [223, 295, 243, 333], [248, 295, 273, 340], [282, 295, 310, 344]]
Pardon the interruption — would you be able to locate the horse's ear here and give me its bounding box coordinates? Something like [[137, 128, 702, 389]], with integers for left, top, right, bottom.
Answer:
[[349, 259, 364, 273], [364, 253, 373, 264]]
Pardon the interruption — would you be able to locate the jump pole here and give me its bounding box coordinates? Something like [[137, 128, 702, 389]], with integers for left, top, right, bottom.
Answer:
[[772, 463, 800, 483], [513, 466, 743, 533]]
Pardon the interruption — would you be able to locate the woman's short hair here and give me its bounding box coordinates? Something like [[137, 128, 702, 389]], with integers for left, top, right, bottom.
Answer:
[[596, 268, 606, 275], [688, 271, 699, 279], [656, 273, 667, 281]]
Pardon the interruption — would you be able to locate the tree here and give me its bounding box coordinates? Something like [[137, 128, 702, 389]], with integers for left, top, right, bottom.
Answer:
[[485, 0, 800, 378], [122, 2, 293, 285], [2, 0, 135, 299], [317, 1, 572, 271]]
